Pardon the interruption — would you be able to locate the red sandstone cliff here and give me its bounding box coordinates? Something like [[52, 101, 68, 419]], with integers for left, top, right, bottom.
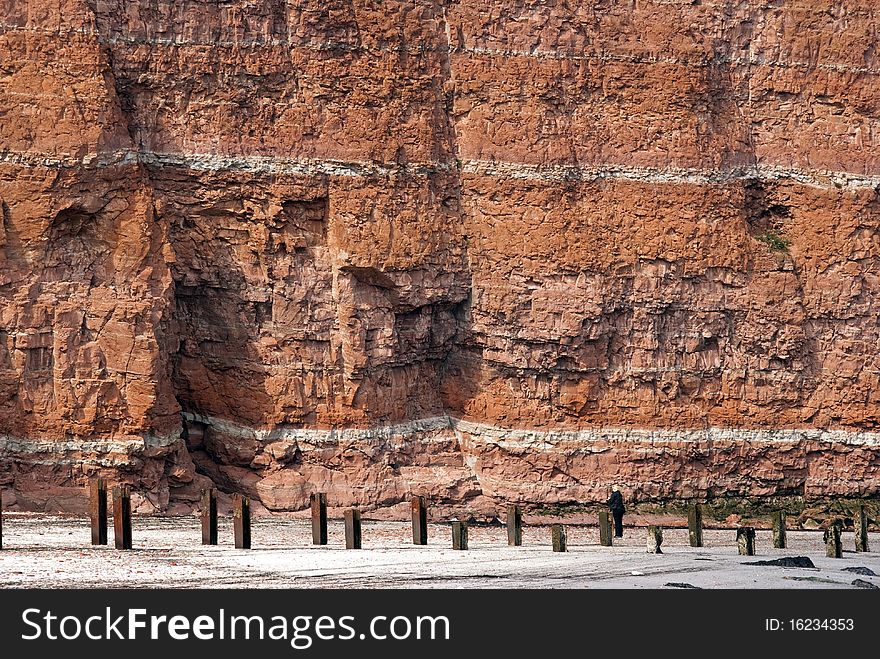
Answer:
[[1, 0, 879, 514]]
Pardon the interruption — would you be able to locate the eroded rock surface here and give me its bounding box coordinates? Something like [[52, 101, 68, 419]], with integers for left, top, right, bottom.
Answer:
[[2, 1, 880, 513]]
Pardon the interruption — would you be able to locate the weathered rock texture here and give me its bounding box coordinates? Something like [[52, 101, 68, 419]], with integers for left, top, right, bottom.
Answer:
[[2, 0, 880, 514]]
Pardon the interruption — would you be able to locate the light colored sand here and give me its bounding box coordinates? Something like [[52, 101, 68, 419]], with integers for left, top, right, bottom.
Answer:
[[0, 514, 878, 589]]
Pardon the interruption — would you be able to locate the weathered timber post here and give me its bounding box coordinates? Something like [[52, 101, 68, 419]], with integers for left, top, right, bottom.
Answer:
[[824, 522, 842, 558], [688, 503, 703, 547], [311, 493, 328, 546], [647, 526, 663, 554], [507, 505, 523, 547], [345, 509, 362, 549], [112, 485, 132, 550], [551, 524, 567, 552], [90, 478, 108, 545], [411, 496, 428, 545], [598, 511, 613, 546], [855, 505, 869, 553], [201, 488, 218, 545], [736, 527, 755, 556], [451, 521, 468, 550], [233, 494, 251, 549], [771, 511, 786, 549]]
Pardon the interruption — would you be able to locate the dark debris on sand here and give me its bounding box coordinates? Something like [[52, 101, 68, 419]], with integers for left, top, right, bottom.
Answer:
[[746, 556, 815, 568]]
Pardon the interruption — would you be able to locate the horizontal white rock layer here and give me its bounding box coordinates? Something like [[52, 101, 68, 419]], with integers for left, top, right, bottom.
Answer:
[[2, 148, 880, 190]]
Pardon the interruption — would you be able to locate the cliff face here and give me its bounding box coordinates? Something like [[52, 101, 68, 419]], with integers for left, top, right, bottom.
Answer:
[[2, 0, 880, 513]]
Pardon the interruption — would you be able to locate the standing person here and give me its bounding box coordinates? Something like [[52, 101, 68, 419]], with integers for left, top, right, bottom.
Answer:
[[607, 485, 625, 538]]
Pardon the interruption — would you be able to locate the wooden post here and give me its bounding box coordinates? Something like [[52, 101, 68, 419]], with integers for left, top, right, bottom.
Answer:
[[688, 503, 703, 547], [344, 509, 362, 549], [551, 524, 567, 552], [0, 489, 3, 550], [507, 505, 522, 547], [411, 496, 428, 545], [112, 485, 132, 550], [233, 494, 251, 549], [311, 493, 327, 545], [647, 526, 663, 554], [824, 522, 842, 558], [201, 488, 218, 545], [90, 478, 108, 545], [598, 511, 613, 546], [451, 521, 468, 550], [855, 505, 869, 553], [736, 527, 755, 556], [771, 511, 786, 549]]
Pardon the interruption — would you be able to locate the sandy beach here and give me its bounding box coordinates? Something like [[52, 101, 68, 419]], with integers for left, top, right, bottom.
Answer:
[[1, 514, 877, 589]]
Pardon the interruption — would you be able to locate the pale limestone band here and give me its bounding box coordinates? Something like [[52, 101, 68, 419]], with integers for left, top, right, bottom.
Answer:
[[2, 148, 879, 191], [184, 412, 880, 448], [2, 414, 879, 467], [0, 429, 182, 466]]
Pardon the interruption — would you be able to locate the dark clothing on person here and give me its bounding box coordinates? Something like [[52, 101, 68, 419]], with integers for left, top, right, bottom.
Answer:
[[607, 491, 625, 513], [607, 491, 625, 538], [612, 510, 624, 538]]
